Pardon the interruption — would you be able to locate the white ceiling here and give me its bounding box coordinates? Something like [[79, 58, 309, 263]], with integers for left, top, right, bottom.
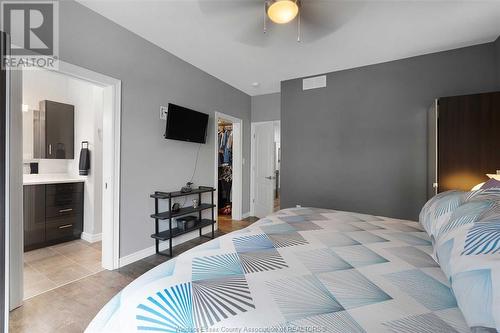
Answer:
[[79, 0, 500, 96]]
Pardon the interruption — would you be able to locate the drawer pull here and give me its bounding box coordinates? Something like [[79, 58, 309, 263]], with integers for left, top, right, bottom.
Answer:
[[59, 208, 73, 213], [58, 224, 73, 229]]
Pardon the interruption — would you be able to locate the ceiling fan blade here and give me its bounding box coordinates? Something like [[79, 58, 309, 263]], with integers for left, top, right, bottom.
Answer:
[[234, 17, 276, 47], [198, 0, 262, 17], [299, 0, 366, 42]]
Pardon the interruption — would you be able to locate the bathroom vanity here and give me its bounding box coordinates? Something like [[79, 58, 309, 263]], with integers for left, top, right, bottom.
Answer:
[[23, 175, 84, 251]]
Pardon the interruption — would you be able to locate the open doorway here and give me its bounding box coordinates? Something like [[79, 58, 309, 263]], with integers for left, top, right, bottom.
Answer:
[[217, 119, 233, 219], [251, 121, 281, 218], [213, 112, 242, 232], [9, 61, 121, 310], [20, 68, 104, 299]]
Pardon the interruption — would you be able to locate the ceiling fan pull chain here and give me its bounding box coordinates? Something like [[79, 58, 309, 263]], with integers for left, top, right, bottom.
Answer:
[[264, 1, 268, 34], [297, 6, 301, 42]]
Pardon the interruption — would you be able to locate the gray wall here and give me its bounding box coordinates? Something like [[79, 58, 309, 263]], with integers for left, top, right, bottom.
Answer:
[[58, 1, 251, 257], [495, 36, 500, 87], [251, 92, 281, 122], [281, 42, 499, 220]]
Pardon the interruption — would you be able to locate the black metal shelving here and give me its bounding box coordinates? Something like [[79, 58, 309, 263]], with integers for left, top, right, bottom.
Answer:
[[150, 186, 215, 257]]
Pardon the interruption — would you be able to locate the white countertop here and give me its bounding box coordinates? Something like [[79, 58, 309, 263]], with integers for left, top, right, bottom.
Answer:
[[23, 174, 85, 185]]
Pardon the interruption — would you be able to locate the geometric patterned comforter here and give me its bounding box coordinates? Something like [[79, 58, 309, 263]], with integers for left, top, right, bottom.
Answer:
[[87, 207, 471, 333], [420, 188, 500, 333]]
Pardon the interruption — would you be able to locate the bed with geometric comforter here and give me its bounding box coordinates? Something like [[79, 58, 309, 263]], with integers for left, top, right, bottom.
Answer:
[[87, 194, 500, 332]]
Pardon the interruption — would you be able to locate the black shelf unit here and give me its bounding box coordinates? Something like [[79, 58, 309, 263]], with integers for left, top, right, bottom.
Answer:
[[150, 186, 216, 257]]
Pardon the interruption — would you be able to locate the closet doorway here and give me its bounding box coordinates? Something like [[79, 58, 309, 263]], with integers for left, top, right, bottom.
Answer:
[[214, 112, 242, 226]]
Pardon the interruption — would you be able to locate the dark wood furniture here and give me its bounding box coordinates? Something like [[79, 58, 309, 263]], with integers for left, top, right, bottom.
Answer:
[[24, 182, 84, 251], [150, 186, 215, 257], [34, 100, 75, 159], [428, 91, 500, 197]]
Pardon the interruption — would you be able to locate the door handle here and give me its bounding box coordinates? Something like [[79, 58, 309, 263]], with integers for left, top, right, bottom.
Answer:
[[59, 208, 73, 213], [265, 176, 275, 180]]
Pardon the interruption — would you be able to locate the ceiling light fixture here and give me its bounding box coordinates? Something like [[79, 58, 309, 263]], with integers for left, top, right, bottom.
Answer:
[[267, 0, 299, 24]]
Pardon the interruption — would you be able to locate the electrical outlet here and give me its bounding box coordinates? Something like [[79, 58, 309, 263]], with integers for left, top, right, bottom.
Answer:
[[159, 106, 168, 120]]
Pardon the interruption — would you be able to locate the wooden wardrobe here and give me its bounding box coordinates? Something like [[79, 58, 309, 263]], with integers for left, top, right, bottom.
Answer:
[[428, 91, 500, 198]]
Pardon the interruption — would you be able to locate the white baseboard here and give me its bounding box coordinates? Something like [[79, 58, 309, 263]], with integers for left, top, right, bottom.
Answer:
[[81, 232, 102, 243], [119, 245, 158, 267], [241, 211, 251, 219], [118, 224, 218, 267]]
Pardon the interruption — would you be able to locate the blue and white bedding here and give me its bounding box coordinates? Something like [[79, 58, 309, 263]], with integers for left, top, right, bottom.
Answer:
[[87, 206, 486, 333], [420, 187, 500, 332]]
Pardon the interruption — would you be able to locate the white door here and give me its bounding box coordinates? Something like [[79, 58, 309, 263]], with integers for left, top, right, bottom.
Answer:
[[253, 122, 275, 218]]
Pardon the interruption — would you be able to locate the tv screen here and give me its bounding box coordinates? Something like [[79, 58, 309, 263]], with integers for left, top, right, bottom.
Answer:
[[164, 104, 209, 144]]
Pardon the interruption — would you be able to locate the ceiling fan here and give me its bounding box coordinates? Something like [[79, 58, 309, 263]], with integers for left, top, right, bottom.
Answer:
[[197, 0, 349, 45], [265, 0, 302, 41]]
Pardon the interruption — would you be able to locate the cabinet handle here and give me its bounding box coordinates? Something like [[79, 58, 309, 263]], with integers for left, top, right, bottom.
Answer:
[[49, 144, 52, 156], [58, 224, 73, 229], [59, 208, 73, 213]]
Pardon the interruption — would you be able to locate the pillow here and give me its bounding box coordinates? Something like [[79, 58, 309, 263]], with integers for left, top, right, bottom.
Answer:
[[480, 178, 500, 189]]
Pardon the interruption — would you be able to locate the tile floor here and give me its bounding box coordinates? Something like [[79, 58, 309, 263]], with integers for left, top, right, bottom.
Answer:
[[23, 240, 103, 299], [10, 216, 259, 333]]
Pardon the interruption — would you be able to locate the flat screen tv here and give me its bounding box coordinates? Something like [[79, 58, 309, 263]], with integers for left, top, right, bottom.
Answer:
[[164, 103, 209, 144]]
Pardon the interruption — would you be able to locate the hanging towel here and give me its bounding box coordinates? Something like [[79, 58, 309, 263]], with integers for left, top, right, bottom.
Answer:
[[79, 141, 90, 176]]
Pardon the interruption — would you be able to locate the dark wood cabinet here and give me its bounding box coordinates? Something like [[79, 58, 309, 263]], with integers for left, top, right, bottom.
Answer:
[[23, 182, 83, 251], [34, 100, 74, 159], [23, 185, 46, 250], [428, 91, 500, 197]]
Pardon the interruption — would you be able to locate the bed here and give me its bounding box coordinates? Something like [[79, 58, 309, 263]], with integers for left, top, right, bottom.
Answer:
[[87, 189, 500, 333]]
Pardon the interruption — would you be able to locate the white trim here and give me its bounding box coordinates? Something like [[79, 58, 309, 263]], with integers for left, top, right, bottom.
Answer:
[[119, 225, 214, 267], [119, 246, 154, 268], [81, 232, 102, 243], [241, 211, 251, 219], [213, 112, 243, 221], [4, 33, 11, 332], [46, 61, 121, 270]]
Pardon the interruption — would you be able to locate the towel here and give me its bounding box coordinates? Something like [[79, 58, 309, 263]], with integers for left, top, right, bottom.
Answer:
[[79, 141, 90, 176]]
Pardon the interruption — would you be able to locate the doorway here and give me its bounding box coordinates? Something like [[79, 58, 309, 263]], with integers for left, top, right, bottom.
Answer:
[[21, 68, 105, 300], [9, 60, 121, 309], [213, 112, 242, 230], [218, 119, 233, 219], [251, 121, 280, 218]]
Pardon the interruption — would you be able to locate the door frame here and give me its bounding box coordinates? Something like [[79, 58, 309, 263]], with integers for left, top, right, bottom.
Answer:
[[10, 59, 122, 292], [250, 121, 279, 217], [213, 112, 242, 221], [1, 30, 10, 331]]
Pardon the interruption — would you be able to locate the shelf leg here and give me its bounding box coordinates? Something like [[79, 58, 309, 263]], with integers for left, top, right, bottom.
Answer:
[[169, 196, 172, 257], [198, 193, 202, 237], [155, 197, 159, 254], [211, 190, 215, 238]]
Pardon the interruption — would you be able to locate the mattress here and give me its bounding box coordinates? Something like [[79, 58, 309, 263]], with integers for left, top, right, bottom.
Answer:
[[87, 207, 471, 333]]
